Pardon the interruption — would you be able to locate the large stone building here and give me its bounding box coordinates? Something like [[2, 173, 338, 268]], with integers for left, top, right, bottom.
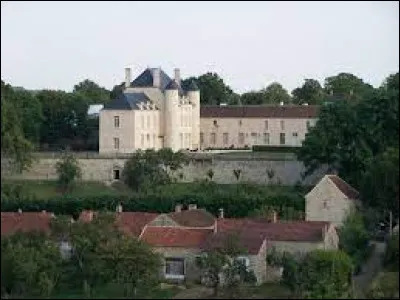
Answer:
[[99, 67, 320, 153]]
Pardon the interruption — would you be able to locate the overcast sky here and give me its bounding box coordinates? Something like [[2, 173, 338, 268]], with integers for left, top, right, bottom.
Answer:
[[1, 1, 399, 94]]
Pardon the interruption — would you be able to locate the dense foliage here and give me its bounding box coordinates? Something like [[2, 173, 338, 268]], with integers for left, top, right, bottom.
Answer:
[[122, 148, 189, 192], [383, 233, 399, 272]]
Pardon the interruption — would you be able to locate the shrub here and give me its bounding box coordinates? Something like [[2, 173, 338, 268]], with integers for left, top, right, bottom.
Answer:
[[55, 152, 82, 193], [252, 145, 300, 152]]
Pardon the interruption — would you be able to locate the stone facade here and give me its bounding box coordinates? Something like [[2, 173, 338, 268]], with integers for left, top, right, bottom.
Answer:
[[1, 155, 327, 185], [305, 175, 357, 227]]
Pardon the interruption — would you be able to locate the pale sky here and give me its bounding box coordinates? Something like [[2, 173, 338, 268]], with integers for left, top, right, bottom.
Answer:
[[1, 1, 399, 94]]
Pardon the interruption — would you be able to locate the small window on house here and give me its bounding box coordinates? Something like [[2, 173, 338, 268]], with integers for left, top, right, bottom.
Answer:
[[265, 120, 268, 129], [279, 133, 285, 145], [213, 120, 218, 126], [113, 169, 120, 180], [200, 132, 204, 145], [147, 115, 150, 128], [323, 200, 328, 209], [251, 132, 257, 137], [238, 132, 245, 145], [210, 133, 216, 145], [239, 120, 242, 126], [113, 137, 119, 150], [147, 134, 150, 143], [263, 133, 270, 145], [114, 116, 120, 128], [235, 256, 250, 270], [293, 132, 298, 137], [165, 258, 185, 279], [223, 133, 229, 145], [280, 120, 285, 130]]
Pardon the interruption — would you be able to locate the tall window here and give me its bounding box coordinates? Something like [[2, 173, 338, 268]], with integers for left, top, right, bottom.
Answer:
[[265, 120, 268, 130], [238, 132, 245, 145], [165, 258, 184, 278], [113, 137, 119, 150], [200, 132, 204, 145], [147, 116, 150, 128], [223, 133, 229, 145], [210, 133, 216, 145], [180, 133, 183, 148], [153, 115, 157, 129], [280, 120, 285, 130], [263, 133, 270, 145], [153, 134, 156, 148], [141, 134, 144, 147], [141, 116, 144, 129], [114, 116, 120, 128], [146, 134, 150, 145], [280, 133, 285, 145]]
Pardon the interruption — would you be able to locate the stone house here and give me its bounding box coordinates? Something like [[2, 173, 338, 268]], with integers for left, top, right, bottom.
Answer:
[[99, 66, 319, 154], [305, 174, 360, 227], [1, 205, 339, 285]]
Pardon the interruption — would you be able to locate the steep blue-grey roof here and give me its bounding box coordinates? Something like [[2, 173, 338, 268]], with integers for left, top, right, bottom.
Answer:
[[165, 80, 180, 90], [187, 80, 199, 91], [103, 92, 151, 110]]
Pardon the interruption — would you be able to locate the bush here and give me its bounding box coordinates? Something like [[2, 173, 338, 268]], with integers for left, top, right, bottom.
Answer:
[[384, 233, 399, 271], [252, 145, 300, 152], [55, 152, 82, 193]]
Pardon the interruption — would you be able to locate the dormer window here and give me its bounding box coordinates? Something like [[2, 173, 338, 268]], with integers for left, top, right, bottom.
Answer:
[[323, 200, 328, 209]]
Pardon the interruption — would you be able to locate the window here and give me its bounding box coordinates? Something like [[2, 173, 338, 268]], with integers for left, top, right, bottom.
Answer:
[[113, 137, 119, 150], [263, 133, 270, 145], [200, 132, 204, 145], [147, 116, 150, 128], [210, 133, 216, 145], [292, 132, 298, 137], [239, 120, 242, 126], [223, 133, 229, 145], [306, 120, 311, 129], [141, 116, 144, 128], [213, 120, 218, 127], [114, 116, 120, 128], [251, 132, 257, 137], [323, 200, 328, 209], [60, 241, 72, 260], [280, 133, 285, 145], [146, 134, 150, 145], [265, 120, 268, 130], [280, 120, 285, 130], [153, 134, 156, 148], [238, 132, 245, 145], [113, 169, 120, 180], [235, 256, 250, 270], [165, 258, 185, 279], [154, 115, 157, 129]]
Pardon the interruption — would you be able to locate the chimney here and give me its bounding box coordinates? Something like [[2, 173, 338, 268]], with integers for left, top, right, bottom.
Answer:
[[218, 208, 224, 219], [125, 67, 131, 88], [280, 101, 284, 106], [42, 210, 47, 214], [188, 204, 197, 210], [302, 103, 308, 106], [152, 68, 161, 88], [175, 204, 182, 213], [18, 208, 22, 214], [214, 221, 218, 233], [269, 210, 278, 223], [174, 68, 181, 85], [116, 203, 123, 213]]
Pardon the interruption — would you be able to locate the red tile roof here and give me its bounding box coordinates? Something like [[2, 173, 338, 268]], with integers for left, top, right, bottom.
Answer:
[[328, 175, 359, 199], [116, 212, 159, 237], [217, 218, 330, 242], [1, 212, 54, 236], [140, 226, 213, 248], [168, 209, 216, 228], [200, 105, 320, 119], [201, 231, 266, 255]]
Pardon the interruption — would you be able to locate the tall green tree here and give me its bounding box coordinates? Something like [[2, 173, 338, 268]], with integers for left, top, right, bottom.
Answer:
[[261, 82, 291, 104], [73, 79, 110, 103], [292, 79, 324, 105], [181, 73, 235, 105], [1, 80, 34, 172], [55, 152, 82, 193]]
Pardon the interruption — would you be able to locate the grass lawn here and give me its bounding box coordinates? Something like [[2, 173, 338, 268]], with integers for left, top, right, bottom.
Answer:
[[2, 180, 309, 200]]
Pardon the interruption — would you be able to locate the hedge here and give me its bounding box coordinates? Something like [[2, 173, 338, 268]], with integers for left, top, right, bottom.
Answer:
[[1, 192, 305, 219], [252, 145, 301, 152]]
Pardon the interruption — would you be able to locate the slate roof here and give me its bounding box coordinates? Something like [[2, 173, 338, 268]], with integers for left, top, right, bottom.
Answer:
[[187, 80, 199, 91], [103, 92, 151, 110], [168, 209, 216, 228], [130, 68, 173, 91], [200, 105, 320, 118], [165, 80, 180, 90], [140, 226, 213, 248], [1, 212, 54, 236], [327, 175, 359, 200]]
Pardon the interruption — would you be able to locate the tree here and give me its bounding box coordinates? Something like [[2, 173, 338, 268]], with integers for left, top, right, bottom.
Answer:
[[338, 211, 370, 272], [367, 272, 399, 299], [324, 72, 374, 102], [73, 79, 110, 103], [110, 82, 125, 100], [261, 82, 291, 104], [196, 233, 256, 296], [51, 213, 161, 298], [181, 73, 235, 105], [361, 147, 399, 220], [1, 80, 34, 172], [122, 148, 188, 192], [55, 152, 82, 193], [292, 79, 324, 105], [383, 233, 399, 272], [296, 250, 353, 299], [1, 232, 62, 298], [240, 91, 266, 105]]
